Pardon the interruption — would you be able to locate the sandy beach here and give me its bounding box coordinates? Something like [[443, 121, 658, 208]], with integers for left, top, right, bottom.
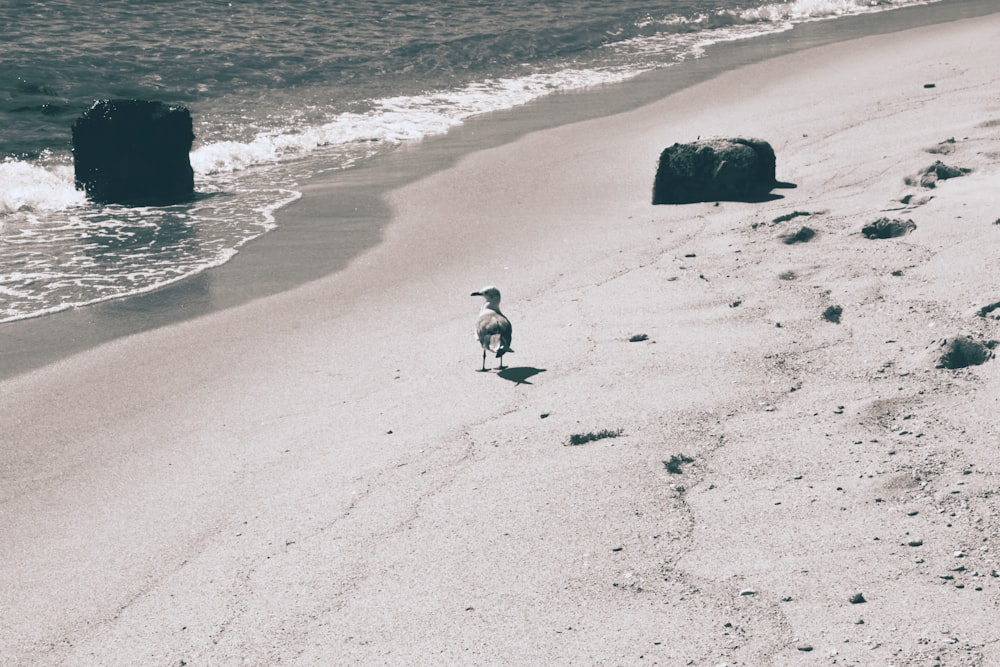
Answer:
[[4, 4, 1000, 665]]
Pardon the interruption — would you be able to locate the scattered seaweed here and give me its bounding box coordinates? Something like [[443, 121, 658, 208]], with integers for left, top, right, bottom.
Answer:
[[628, 333, 649, 342], [781, 226, 816, 244], [926, 138, 956, 155], [978, 301, 1000, 318], [936, 336, 996, 369], [567, 428, 623, 446], [663, 454, 695, 474], [822, 305, 843, 324], [905, 161, 971, 188], [862, 218, 916, 239], [772, 210, 813, 224]]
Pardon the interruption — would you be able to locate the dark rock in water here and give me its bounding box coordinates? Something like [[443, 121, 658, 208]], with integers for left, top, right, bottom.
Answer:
[[862, 218, 916, 239], [652, 137, 777, 204], [936, 336, 995, 369], [72, 99, 195, 205]]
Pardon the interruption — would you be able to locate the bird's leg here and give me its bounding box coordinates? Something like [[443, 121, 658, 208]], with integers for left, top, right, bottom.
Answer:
[[481, 349, 487, 372]]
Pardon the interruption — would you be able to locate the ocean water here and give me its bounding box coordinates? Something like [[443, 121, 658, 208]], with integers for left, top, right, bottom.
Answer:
[[0, 0, 942, 324]]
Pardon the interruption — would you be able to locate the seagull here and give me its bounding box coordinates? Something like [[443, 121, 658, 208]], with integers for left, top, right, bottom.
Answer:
[[471, 286, 513, 371]]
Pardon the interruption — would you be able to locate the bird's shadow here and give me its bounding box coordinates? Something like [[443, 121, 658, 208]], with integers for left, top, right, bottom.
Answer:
[[496, 366, 546, 385]]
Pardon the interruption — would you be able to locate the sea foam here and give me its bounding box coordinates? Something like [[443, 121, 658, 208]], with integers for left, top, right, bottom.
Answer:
[[0, 160, 84, 215]]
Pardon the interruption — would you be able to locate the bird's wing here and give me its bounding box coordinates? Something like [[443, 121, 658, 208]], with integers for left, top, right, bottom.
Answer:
[[476, 310, 512, 353]]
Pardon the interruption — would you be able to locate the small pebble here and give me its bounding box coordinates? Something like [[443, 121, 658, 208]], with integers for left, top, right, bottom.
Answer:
[[797, 645, 813, 652], [849, 593, 866, 604], [739, 589, 757, 596]]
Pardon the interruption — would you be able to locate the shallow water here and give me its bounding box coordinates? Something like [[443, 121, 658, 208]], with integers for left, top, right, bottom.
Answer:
[[0, 0, 945, 324]]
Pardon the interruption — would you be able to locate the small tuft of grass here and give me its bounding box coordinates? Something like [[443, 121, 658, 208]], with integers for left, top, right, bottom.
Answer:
[[822, 305, 843, 324], [663, 454, 695, 474], [567, 428, 623, 446]]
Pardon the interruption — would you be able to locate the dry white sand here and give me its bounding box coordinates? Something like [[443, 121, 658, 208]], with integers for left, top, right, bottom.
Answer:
[[4, 9, 1000, 666]]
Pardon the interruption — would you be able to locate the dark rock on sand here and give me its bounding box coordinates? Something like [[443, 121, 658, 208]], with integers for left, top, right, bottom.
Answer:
[[72, 99, 195, 205], [652, 138, 777, 204], [862, 218, 916, 239]]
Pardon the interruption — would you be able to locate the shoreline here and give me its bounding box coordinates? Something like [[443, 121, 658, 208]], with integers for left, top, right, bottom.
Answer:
[[4, 4, 1000, 664], [3, 0, 998, 381]]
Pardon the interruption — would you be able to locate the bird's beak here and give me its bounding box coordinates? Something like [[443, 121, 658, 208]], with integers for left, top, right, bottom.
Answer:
[[470, 291, 481, 297]]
